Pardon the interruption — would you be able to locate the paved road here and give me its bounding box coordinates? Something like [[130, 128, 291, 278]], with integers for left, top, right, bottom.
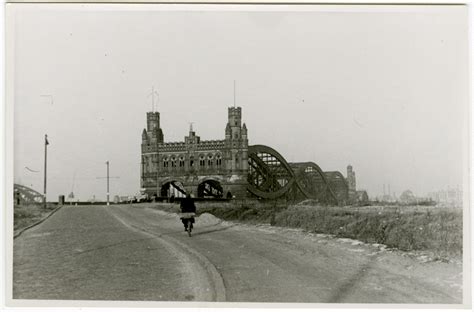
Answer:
[[13, 204, 463, 303]]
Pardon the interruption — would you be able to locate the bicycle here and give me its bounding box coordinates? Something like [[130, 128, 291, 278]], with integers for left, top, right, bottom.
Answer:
[[179, 212, 196, 237]]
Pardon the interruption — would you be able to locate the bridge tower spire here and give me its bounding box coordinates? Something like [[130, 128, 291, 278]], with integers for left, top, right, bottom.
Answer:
[[233, 80, 236, 108], [148, 86, 159, 112]]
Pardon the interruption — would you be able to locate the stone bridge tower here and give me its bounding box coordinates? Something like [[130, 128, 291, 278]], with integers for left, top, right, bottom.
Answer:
[[225, 107, 249, 173], [140, 106, 249, 199], [141, 112, 164, 193]]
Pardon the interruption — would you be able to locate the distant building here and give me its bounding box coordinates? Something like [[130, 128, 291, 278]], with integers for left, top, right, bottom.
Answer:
[[141, 107, 249, 198], [356, 190, 369, 204], [346, 165, 357, 202], [399, 190, 416, 204], [427, 186, 463, 208]]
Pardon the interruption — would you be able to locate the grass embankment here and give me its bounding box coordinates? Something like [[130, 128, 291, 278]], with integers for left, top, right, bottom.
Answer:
[[153, 200, 462, 260], [274, 205, 462, 259], [14, 204, 58, 234]]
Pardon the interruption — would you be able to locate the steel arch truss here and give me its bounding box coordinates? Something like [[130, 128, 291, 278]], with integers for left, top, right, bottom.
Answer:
[[14, 183, 44, 204], [247, 145, 347, 205], [324, 171, 350, 205], [248, 145, 295, 199], [291, 162, 340, 205]]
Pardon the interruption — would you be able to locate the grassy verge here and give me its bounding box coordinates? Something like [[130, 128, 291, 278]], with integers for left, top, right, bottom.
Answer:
[[151, 200, 462, 260], [14, 204, 58, 234], [274, 205, 462, 260]]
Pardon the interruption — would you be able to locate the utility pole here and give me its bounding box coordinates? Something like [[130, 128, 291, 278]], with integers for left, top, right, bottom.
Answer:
[[43, 134, 49, 208], [106, 161, 109, 205], [96, 161, 119, 205]]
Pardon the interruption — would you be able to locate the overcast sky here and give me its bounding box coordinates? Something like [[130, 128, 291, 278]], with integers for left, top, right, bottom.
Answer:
[[10, 4, 468, 201]]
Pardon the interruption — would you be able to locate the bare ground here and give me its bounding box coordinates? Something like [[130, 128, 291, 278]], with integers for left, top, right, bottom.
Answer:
[[13, 204, 463, 304]]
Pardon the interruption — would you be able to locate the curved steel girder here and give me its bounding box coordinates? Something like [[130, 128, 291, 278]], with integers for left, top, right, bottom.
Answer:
[[324, 171, 349, 188], [247, 145, 296, 199], [161, 180, 187, 196], [248, 153, 277, 191], [324, 171, 349, 199], [170, 181, 187, 195], [14, 183, 44, 203], [198, 179, 224, 198], [290, 162, 339, 203], [248, 153, 291, 192], [247, 145, 340, 204], [248, 178, 297, 199]]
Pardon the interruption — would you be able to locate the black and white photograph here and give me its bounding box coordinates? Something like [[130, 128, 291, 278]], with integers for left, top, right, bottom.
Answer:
[[4, 2, 470, 308]]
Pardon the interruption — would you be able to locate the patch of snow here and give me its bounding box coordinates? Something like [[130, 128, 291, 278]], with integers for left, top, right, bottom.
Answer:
[[221, 220, 234, 227], [337, 238, 365, 246], [29, 232, 52, 238], [196, 213, 222, 227], [253, 227, 278, 234], [417, 255, 431, 263], [348, 248, 365, 253]]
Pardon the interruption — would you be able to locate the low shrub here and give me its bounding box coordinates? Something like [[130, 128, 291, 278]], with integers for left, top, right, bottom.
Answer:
[[273, 205, 462, 258], [14, 204, 57, 232], [151, 201, 462, 259]]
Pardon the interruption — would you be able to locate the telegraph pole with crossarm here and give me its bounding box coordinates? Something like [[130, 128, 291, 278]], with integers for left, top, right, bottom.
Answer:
[[96, 161, 119, 205]]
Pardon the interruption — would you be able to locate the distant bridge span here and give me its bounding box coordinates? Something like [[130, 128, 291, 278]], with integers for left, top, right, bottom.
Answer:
[[247, 145, 348, 205], [14, 184, 44, 204]]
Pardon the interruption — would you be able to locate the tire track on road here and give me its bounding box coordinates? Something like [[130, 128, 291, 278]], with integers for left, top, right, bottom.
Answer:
[[105, 206, 226, 302]]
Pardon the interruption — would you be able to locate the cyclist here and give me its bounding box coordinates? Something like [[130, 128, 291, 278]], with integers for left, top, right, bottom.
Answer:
[[180, 193, 196, 234]]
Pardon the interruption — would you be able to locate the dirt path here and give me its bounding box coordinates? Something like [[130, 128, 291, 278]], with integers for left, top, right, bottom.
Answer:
[[13, 204, 463, 303]]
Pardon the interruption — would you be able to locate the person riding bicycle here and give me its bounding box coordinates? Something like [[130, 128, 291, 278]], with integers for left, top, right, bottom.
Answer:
[[180, 193, 196, 232]]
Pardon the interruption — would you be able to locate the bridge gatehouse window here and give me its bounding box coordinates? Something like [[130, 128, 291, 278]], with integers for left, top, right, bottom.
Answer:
[[171, 156, 176, 168], [163, 157, 169, 168], [199, 155, 205, 167], [190, 156, 194, 167], [208, 155, 213, 167], [179, 156, 185, 168], [216, 154, 222, 167]]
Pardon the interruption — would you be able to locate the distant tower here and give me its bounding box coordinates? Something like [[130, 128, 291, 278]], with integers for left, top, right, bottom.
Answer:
[[228, 107, 242, 139], [145, 112, 164, 144], [347, 165, 356, 192], [225, 107, 248, 171], [241, 123, 248, 170]]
